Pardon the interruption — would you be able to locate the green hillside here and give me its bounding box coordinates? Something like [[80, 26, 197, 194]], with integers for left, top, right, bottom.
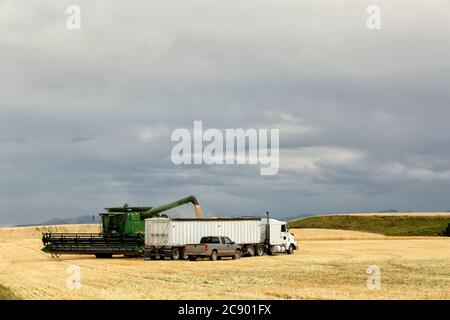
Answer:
[[288, 215, 450, 236]]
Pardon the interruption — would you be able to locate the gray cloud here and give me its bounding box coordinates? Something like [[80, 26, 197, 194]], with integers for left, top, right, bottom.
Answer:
[[1, 0, 450, 225]]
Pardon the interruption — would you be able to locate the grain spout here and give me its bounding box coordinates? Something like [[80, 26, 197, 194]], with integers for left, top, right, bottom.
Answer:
[[194, 205, 204, 218]]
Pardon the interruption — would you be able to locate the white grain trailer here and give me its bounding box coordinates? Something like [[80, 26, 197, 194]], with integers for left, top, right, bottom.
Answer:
[[144, 217, 262, 260], [144, 215, 298, 260]]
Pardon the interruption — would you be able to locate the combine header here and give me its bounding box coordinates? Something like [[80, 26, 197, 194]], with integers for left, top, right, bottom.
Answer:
[[42, 196, 203, 258]]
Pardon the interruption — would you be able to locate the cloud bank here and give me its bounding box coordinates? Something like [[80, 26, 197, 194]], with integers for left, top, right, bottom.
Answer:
[[1, 0, 450, 225]]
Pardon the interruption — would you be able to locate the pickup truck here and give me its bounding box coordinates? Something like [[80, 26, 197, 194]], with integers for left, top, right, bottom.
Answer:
[[185, 236, 242, 261]]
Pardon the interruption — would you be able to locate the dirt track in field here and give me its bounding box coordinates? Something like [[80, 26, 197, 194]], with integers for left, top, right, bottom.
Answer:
[[0, 225, 449, 299]]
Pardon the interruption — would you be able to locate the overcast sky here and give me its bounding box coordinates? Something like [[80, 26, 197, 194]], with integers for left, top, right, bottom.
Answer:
[[1, 0, 450, 225]]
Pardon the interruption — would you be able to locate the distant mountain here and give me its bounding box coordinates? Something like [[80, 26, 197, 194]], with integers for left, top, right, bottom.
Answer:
[[17, 215, 99, 227]]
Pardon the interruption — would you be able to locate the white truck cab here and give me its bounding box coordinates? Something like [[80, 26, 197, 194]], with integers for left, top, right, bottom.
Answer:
[[261, 218, 298, 254]]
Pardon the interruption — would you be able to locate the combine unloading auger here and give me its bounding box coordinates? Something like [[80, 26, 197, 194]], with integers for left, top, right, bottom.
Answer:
[[142, 195, 203, 219], [41, 196, 203, 258]]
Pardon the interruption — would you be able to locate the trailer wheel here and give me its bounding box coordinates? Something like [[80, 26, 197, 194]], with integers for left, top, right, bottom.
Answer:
[[210, 250, 218, 261], [188, 256, 197, 261], [287, 244, 294, 255], [232, 249, 241, 260], [181, 248, 188, 260], [255, 245, 264, 256], [170, 248, 181, 260]]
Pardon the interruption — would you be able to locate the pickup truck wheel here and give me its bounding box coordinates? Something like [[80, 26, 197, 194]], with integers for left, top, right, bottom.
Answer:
[[232, 249, 241, 260], [287, 245, 294, 255], [170, 248, 180, 260], [210, 250, 218, 261], [255, 245, 264, 256], [188, 256, 196, 261]]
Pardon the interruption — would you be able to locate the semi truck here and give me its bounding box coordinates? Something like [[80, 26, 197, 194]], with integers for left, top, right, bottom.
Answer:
[[144, 213, 297, 260]]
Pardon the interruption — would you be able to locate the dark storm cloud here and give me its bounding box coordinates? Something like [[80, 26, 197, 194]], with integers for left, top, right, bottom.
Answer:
[[1, 0, 450, 225]]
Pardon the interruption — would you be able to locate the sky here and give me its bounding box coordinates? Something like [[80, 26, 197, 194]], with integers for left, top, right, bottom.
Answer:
[[1, 0, 450, 225]]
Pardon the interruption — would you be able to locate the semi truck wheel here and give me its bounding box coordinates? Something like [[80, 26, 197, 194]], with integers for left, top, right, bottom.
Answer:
[[181, 248, 188, 260], [287, 245, 294, 255], [210, 250, 218, 261], [255, 245, 264, 256], [170, 248, 180, 260], [232, 249, 241, 260]]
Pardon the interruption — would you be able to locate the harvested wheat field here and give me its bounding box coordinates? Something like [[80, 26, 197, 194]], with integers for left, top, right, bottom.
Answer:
[[0, 225, 100, 241], [292, 229, 440, 240], [0, 225, 449, 300]]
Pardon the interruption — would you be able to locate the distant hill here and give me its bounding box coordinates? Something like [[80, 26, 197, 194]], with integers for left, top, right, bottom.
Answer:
[[16, 215, 99, 227], [283, 210, 415, 221], [378, 209, 399, 213], [288, 213, 450, 236], [279, 213, 315, 222], [377, 209, 414, 213]]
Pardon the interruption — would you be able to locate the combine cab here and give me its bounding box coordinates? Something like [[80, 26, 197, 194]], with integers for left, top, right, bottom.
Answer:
[[41, 196, 203, 258]]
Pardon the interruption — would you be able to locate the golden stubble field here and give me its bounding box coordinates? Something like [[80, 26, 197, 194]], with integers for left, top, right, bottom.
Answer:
[[0, 225, 449, 299]]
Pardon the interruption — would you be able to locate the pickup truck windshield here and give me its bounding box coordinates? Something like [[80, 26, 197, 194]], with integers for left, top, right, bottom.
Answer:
[[200, 237, 220, 244], [223, 237, 233, 244]]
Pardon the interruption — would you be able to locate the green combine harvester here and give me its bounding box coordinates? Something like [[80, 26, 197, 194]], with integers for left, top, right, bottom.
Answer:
[[41, 196, 203, 258]]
